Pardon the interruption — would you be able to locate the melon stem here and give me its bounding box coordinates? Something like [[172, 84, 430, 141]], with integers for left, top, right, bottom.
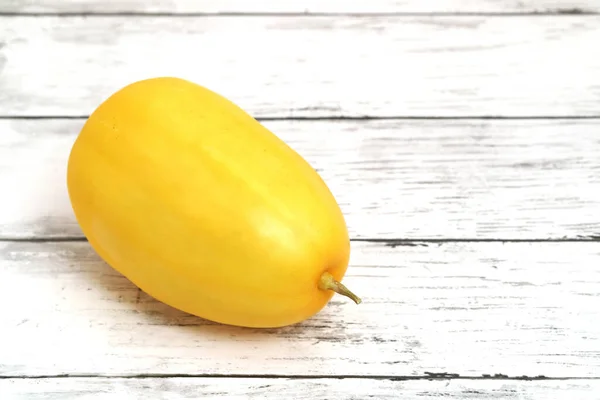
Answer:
[[318, 272, 362, 304]]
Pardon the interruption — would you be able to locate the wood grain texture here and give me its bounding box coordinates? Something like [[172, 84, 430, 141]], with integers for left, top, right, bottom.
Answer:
[[1, 0, 598, 13], [2, 119, 599, 240], [1, 240, 599, 378], [1, 16, 599, 118], [1, 378, 600, 400]]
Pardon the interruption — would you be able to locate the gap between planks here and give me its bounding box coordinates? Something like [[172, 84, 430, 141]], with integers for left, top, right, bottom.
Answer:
[[1, 238, 599, 243], [2, 116, 600, 120], [0, 11, 599, 17], [2, 373, 600, 380]]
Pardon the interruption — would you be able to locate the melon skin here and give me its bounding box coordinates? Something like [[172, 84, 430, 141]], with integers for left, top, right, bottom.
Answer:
[[66, 77, 354, 328]]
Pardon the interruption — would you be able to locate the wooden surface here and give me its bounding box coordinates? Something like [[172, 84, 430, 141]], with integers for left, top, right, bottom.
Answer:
[[2, 119, 600, 240], [1, 1, 599, 399], [2, 240, 600, 377], [1, 16, 600, 118]]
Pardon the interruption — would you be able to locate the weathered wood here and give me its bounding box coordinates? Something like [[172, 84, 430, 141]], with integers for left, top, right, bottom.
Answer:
[[2, 119, 599, 240], [1, 16, 599, 118], [1, 240, 599, 377], [1, 0, 598, 13], [1, 378, 599, 400]]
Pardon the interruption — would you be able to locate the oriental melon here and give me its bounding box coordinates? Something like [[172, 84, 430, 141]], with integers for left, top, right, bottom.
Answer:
[[66, 77, 360, 328]]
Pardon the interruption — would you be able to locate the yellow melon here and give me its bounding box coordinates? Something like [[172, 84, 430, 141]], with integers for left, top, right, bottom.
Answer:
[[66, 77, 360, 328]]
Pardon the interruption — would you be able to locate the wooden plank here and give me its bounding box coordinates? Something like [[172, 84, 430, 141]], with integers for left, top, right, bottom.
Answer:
[[1, 0, 599, 14], [2, 119, 599, 240], [0, 16, 599, 118], [1, 240, 599, 378], [1, 378, 599, 400]]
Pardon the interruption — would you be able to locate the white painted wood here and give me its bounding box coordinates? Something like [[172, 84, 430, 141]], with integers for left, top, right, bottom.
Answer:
[[1, 240, 599, 377], [2, 119, 599, 240], [1, 378, 599, 400], [1, 16, 598, 118], [1, 0, 598, 13]]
